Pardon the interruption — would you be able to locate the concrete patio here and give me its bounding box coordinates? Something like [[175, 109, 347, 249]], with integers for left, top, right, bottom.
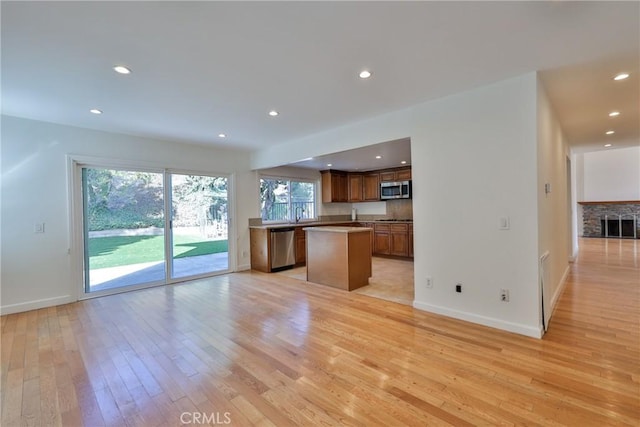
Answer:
[[89, 252, 229, 292]]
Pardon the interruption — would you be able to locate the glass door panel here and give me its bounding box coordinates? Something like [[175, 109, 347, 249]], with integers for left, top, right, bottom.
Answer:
[[170, 174, 229, 279], [82, 168, 165, 292]]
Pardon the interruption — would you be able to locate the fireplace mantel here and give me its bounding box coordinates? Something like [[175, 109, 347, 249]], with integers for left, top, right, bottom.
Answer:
[[579, 201, 640, 239], [578, 200, 640, 205]]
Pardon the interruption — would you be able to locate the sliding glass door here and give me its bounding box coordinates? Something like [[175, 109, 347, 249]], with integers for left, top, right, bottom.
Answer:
[[81, 166, 229, 294], [82, 168, 166, 292], [169, 173, 228, 279]]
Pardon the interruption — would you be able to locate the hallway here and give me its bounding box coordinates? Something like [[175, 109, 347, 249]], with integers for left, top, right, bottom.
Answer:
[[544, 238, 639, 389], [547, 237, 638, 337]]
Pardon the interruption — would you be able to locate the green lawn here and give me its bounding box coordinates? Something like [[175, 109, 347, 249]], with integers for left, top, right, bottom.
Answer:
[[88, 235, 228, 269]]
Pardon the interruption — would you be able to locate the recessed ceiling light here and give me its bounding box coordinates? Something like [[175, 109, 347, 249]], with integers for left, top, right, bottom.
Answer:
[[375, 155, 382, 159], [613, 73, 629, 81], [327, 163, 332, 167], [90, 109, 102, 114], [604, 144, 612, 147], [609, 111, 620, 117], [359, 70, 372, 79], [605, 130, 615, 135], [218, 133, 226, 138], [400, 160, 407, 165], [268, 110, 279, 117], [113, 65, 131, 74]]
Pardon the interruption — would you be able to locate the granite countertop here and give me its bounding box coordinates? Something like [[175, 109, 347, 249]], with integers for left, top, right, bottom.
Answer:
[[249, 220, 357, 230], [303, 226, 372, 233], [249, 219, 412, 230]]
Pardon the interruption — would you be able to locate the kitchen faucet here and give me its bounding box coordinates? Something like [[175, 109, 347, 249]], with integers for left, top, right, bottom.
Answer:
[[295, 207, 305, 223]]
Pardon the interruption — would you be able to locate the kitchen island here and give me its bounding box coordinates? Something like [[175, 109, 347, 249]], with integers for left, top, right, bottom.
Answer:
[[304, 226, 372, 291]]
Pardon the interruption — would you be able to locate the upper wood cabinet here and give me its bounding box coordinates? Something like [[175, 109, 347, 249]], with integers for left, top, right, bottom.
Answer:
[[380, 171, 396, 182], [321, 170, 348, 203], [380, 167, 411, 182], [322, 167, 410, 203], [396, 168, 412, 180], [348, 174, 364, 202], [363, 173, 380, 201]]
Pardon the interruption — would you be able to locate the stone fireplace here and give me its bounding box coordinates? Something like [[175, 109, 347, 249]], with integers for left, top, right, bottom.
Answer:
[[580, 201, 640, 239]]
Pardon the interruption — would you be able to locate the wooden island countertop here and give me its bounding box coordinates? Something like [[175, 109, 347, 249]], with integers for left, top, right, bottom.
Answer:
[[304, 226, 372, 291]]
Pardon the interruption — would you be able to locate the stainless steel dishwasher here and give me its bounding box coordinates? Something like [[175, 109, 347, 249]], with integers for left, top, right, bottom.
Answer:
[[270, 228, 296, 271]]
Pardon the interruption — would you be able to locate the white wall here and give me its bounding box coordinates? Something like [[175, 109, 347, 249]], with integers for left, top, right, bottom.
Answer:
[[1, 116, 254, 314], [576, 146, 640, 201], [536, 78, 572, 329], [251, 73, 544, 337], [411, 75, 540, 337]]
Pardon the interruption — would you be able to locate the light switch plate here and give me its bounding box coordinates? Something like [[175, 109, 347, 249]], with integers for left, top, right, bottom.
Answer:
[[34, 223, 45, 233]]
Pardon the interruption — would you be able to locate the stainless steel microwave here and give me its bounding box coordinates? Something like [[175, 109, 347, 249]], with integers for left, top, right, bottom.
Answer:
[[380, 180, 411, 200]]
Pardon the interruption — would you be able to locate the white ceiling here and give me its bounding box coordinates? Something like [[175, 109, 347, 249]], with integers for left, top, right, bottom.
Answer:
[[2, 1, 638, 170], [290, 138, 412, 172]]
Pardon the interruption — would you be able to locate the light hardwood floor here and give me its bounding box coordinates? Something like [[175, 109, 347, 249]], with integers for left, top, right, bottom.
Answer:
[[278, 256, 415, 305], [1, 238, 638, 426]]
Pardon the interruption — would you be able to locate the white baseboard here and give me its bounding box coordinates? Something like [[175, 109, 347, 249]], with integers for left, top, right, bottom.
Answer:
[[569, 247, 578, 262], [236, 263, 251, 271], [550, 265, 571, 315], [412, 301, 543, 339], [1, 295, 74, 316]]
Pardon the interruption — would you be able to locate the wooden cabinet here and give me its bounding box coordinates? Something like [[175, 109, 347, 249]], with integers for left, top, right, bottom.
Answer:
[[295, 227, 306, 264], [359, 222, 375, 254], [337, 174, 348, 201], [374, 225, 391, 255], [380, 171, 396, 182], [305, 227, 372, 291], [250, 228, 270, 272], [348, 174, 364, 202], [322, 168, 409, 203], [408, 224, 414, 258], [396, 168, 412, 180], [363, 173, 380, 201], [390, 224, 409, 257], [344, 172, 379, 202], [251, 221, 412, 273], [380, 167, 412, 182], [321, 170, 348, 203], [373, 222, 412, 257]]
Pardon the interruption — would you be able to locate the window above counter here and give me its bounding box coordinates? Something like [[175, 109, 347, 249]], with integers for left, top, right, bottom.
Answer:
[[260, 177, 317, 223]]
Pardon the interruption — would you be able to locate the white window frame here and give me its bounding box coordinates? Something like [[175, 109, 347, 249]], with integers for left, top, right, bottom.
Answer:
[[259, 175, 318, 223], [67, 154, 236, 300]]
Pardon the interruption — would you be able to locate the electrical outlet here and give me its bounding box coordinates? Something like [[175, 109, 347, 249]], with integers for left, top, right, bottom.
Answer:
[[455, 283, 462, 293], [426, 277, 433, 289], [500, 289, 510, 302]]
